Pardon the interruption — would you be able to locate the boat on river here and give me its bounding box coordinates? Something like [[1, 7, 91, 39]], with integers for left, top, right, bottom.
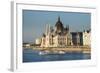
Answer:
[[39, 50, 66, 55]]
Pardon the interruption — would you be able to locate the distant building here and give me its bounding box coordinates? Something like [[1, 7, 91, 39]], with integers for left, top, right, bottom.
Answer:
[[40, 17, 70, 47], [35, 38, 41, 45], [71, 32, 83, 46], [23, 43, 31, 47], [36, 17, 91, 47], [83, 30, 91, 46]]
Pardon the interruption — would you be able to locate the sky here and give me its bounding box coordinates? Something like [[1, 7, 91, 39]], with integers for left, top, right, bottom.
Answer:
[[23, 10, 91, 43]]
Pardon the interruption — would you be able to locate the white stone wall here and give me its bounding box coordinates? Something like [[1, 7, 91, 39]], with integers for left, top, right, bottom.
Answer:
[[40, 33, 71, 47], [53, 35, 58, 47], [83, 31, 91, 46], [45, 35, 53, 47], [40, 37, 45, 47], [53, 35, 68, 47], [40, 31, 91, 47], [35, 38, 41, 45]]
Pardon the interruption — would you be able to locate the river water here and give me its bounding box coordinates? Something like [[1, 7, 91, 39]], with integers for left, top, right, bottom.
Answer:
[[23, 48, 91, 62]]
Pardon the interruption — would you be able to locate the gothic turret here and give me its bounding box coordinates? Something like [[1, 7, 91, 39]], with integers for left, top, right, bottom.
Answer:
[[55, 16, 64, 33]]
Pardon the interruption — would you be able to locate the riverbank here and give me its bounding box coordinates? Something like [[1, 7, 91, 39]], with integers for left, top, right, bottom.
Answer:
[[30, 46, 91, 54]]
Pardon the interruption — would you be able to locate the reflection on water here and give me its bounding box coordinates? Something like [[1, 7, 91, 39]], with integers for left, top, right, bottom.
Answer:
[[23, 48, 91, 62]]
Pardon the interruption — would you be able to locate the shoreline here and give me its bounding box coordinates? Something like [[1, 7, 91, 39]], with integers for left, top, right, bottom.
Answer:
[[24, 46, 91, 54]]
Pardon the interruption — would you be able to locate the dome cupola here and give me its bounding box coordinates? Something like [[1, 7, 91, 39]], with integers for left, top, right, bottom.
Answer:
[[55, 16, 64, 33]]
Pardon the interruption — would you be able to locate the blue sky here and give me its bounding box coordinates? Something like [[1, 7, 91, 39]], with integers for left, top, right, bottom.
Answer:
[[23, 10, 91, 43]]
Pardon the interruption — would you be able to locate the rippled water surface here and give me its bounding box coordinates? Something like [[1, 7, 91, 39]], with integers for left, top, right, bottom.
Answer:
[[23, 48, 91, 62]]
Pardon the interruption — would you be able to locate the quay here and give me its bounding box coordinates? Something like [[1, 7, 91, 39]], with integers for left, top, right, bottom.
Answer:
[[31, 46, 91, 54]]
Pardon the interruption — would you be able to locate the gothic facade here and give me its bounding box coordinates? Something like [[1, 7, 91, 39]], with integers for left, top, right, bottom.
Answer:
[[36, 17, 91, 47], [40, 17, 71, 47]]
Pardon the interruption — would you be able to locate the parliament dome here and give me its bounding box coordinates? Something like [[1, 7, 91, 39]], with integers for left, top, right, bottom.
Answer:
[[55, 16, 64, 32]]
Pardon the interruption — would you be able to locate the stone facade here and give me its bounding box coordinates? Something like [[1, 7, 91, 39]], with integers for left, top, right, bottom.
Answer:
[[35, 17, 91, 47], [40, 17, 71, 47], [83, 30, 91, 46]]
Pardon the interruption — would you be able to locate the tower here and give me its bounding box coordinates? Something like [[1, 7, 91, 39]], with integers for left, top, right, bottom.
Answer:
[[45, 24, 51, 35], [55, 16, 64, 33]]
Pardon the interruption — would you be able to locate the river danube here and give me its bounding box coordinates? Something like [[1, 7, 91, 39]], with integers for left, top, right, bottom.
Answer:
[[23, 48, 91, 62]]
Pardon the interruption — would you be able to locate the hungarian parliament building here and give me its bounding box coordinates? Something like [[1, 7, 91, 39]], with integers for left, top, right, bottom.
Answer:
[[36, 17, 91, 47]]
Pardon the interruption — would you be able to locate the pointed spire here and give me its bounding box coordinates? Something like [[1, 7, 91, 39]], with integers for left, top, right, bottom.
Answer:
[[48, 24, 50, 34], [45, 24, 49, 35], [58, 16, 60, 21]]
